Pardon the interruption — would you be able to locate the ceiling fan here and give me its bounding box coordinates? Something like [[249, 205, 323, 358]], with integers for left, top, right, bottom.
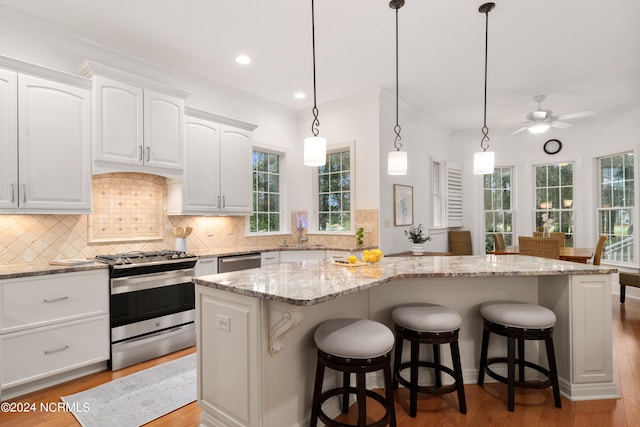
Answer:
[[511, 95, 595, 135]]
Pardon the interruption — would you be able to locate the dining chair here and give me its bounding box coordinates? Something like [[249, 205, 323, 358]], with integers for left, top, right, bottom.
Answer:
[[492, 233, 506, 251], [533, 231, 566, 248], [592, 235, 608, 266], [518, 236, 560, 260], [449, 231, 473, 255]]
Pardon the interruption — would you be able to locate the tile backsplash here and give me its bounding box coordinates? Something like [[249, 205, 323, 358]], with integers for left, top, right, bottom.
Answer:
[[0, 173, 379, 265]]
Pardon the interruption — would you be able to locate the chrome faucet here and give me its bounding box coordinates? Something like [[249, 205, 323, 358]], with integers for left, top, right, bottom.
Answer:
[[298, 229, 308, 245]]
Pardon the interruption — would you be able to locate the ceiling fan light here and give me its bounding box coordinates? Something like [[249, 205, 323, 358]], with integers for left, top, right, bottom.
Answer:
[[528, 123, 551, 134], [388, 150, 408, 175]]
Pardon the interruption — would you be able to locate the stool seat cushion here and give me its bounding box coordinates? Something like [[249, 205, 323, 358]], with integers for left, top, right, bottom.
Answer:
[[314, 318, 394, 359], [481, 301, 556, 329], [392, 304, 462, 332]]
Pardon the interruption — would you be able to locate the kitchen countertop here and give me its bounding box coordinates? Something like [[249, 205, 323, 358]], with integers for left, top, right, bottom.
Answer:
[[0, 261, 108, 280], [193, 254, 617, 306]]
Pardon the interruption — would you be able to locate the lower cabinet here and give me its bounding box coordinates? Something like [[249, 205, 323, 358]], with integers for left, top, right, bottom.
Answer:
[[0, 269, 110, 400], [278, 250, 325, 263]]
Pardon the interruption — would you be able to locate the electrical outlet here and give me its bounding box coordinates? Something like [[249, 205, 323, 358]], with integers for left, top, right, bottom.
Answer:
[[216, 314, 230, 332], [207, 226, 214, 236]]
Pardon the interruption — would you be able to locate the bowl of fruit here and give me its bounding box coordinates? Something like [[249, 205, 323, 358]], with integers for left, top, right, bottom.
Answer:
[[362, 248, 383, 264]]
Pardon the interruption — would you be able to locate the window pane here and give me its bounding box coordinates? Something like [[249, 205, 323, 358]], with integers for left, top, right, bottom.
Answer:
[[318, 148, 352, 232], [251, 149, 281, 233], [483, 167, 513, 253]]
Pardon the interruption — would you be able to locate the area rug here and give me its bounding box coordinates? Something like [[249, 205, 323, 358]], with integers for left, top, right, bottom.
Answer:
[[61, 353, 196, 427]]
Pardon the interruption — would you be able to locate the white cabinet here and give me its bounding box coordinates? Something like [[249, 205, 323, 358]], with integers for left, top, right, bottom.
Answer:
[[78, 61, 189, 175], [0, 269, 110, 400], [167, 108, 257, 215], [0, 58, 92, 213], [261, 252, 280, 266], [279, 250, 326, 263], [196, 257, 218, 276]]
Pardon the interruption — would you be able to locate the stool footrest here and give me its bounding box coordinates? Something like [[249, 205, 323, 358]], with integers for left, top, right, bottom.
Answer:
[[317, 387, 392, 427], [484, 357, 553, 389], [394, 361, 459, 395]]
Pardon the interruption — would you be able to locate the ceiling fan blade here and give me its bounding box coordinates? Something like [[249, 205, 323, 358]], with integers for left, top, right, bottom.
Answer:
[[551, 121, 572, 129], [556, 110, 596, 121], [510, 126, 528, 135]]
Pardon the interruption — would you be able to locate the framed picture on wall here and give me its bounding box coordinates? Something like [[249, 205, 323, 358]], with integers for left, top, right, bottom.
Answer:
[[393, 184, 413, 226]]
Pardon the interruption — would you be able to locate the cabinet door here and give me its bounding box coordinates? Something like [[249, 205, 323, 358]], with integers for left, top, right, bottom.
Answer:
[[220, 125, 252, 213], [144, 89, 184, 170], [183, 116, 221, 212], [17, 74, 91, 212], [93, 75, 144, 165], [0, 68, 17, 209]]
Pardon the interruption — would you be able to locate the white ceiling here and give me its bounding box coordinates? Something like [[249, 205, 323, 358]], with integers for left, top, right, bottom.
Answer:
[[1, 0, 638, 133]]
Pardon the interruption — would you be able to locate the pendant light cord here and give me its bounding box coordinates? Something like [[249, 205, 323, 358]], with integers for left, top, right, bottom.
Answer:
[[393, 6, 402, 151], [480, 5, 491, 151], [311, 0, 320, 137]]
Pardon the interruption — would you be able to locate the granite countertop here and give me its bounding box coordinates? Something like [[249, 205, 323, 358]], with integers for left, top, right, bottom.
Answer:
[[189, 244, 362, 259], [193, 255, 618, 306], [0, 261, 108, 280]]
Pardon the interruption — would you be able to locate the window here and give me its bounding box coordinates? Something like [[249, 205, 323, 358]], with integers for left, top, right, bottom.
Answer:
[[598, 152, 634, 263], [483, 167, 513, 252], [250, 149, 281, 233], [318, 148, 352, 232], [534, 163, 574, 246], [432, 161, 443, 228]]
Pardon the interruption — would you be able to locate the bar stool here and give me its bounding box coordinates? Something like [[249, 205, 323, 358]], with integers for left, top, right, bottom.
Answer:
[[477, 301, 561, 411], [392, 304, 466, 417], [310, 318, 396, 427]]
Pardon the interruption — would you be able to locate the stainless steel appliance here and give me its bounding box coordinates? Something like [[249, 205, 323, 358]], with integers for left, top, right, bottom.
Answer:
[[218, 253, 261, 273], [96, 250, 198, 371]]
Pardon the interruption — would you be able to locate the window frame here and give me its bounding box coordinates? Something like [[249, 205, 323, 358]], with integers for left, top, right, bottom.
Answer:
[[533, 162, 575, 247], [311, 141, 355, 235], [247, 144, 287, 235], [483, 166, 515, 253], [596, 151, 635, 266]]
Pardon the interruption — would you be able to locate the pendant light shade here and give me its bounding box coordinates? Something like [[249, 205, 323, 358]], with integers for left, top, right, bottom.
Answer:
[[388, 150, 408, 175], [304, 0, 326, 167], [387, 0, 407, 176], [304, 136, 327, 166], [473, 2, 496, 175]]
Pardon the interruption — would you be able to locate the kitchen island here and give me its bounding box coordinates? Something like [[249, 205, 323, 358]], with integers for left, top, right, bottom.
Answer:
[[193, 255, 618, 427]]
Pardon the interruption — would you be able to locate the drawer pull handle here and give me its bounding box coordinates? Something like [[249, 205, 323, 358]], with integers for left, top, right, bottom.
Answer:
[[44, 345, 69, 355], [43, 296, 69, 303]]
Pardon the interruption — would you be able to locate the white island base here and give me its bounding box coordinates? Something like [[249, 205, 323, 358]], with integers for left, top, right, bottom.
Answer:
[[194, 256, 617, 427]]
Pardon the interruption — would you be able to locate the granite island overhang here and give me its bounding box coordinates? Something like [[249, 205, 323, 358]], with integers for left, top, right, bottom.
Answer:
[[193, 255, 618, 427]]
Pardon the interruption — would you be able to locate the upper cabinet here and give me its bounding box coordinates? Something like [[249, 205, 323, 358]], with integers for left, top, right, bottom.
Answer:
[[77, 61, 189, 177], [167, 108, 257, 215], [0, 57, 92, 214]]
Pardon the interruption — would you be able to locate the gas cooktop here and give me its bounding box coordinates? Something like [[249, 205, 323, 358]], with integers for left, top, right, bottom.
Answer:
[[95, 250, 197, 266]]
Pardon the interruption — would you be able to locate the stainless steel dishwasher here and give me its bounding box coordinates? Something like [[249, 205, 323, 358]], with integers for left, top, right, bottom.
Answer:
[[218, 253, 261, 273]]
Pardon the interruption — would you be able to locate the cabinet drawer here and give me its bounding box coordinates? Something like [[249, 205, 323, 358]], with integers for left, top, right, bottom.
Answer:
[[1, 315, 110, 388], [0, 270, 108, 333]]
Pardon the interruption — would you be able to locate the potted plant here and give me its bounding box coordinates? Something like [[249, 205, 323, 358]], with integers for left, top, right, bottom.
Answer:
[[405, 224, 432, 255]]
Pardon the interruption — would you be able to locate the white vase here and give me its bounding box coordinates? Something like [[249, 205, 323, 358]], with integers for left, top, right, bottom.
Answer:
[[411, 243, 425, 255]]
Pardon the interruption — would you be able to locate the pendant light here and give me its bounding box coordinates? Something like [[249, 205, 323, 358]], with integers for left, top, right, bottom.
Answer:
[[304, 0, 326, 167], [473, 2, 496, 175], [387, 0, 407, 175]]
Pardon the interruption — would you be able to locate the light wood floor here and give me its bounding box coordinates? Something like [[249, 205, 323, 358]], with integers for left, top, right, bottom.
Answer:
[[2, 297, 639, 427]]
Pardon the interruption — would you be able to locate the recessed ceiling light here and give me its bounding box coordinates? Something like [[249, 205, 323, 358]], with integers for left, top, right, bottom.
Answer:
[[294, 92, 306, 99], [235, 55, 251, 65]]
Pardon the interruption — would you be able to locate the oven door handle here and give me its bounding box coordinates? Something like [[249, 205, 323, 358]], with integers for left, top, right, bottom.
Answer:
[[111, 268, 195, 295]]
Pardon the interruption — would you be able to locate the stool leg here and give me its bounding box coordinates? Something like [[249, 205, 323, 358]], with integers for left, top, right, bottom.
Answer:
[[507, 335, 516, 412], [450, 339, 467, 414], [517, 338, 525, 381], [309, 359, 325, 427], [393, 334, 403, 389], [341, 372, 350, 413], [433, 343, 442, 387], [355, 371, 367, 426], [383, 356, 397, 427], [621, 284, 626, 304], [544, 335, 562, 409], [477, 323, 490, 385], [409, 338, 419, 417]]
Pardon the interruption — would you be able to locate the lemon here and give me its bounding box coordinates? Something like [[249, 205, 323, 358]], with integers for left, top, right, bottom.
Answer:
[[347, 255, 358, 264]]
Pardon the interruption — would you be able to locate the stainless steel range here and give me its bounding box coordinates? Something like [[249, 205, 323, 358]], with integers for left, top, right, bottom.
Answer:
[[96, 250, 198, 371]]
